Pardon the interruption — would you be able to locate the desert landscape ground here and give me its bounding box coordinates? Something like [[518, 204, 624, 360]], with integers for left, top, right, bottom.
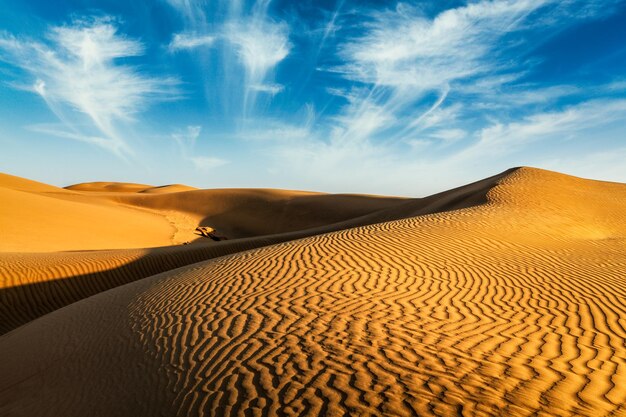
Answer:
[[1, 167, 625, 416]]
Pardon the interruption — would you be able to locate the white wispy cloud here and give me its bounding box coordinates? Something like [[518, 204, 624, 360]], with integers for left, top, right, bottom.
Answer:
[[225, 18, 290, 108], [266, 96, 626, 196], [172, 125, 228, 170], [403, 88, 459, 133], [190, 156, 229, 170], [338, 0, 548, 89], [248, 83, 283, 95], [0, 18, 178, 155], [429, 128, 466, 143], [169, 32, 215, 52], [235, 104, 316, 142], [327, 0, 622, 150], [340, 0, 618, 89], [461, 84, 581, 110], [165, 0, 291, 119], [163, 0, 208, 28], [172, 124, 202, 148], [320, 0, 550, 150], [332, 101, 395, 142], [26, 123, 115, 151], [606, 80, 626, 92], [454, 98, 626, 162]]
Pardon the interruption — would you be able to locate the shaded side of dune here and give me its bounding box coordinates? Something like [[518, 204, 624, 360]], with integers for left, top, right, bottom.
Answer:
[[111, 189, 407, 239]]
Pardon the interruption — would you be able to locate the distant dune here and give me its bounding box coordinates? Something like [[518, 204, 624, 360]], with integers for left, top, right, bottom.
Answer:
[[1, 174, 405, 252], [138, 184, 198, 194], [1, 167, 625, 416], [66, 181, 199, 194], [65, 181, 156, 193]]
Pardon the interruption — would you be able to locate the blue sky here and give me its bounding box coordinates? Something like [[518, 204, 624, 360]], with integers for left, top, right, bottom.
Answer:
[[0, 0, 625, 196]]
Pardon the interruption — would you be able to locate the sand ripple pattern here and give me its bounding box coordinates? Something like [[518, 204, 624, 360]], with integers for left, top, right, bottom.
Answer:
[[130, 205, 626, 414], [1, 168, 626, 416]]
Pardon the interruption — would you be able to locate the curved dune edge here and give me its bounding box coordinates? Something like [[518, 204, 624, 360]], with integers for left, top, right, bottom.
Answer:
[[1, 167, 625, 416], [0, 169, 512, 335]]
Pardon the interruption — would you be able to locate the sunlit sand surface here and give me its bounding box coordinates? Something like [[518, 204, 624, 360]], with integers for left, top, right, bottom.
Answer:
[[1, 167, 625, 416]]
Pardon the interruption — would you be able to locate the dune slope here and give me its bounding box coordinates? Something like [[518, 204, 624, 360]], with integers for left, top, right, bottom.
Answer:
[[101, 188, 407, 239], [2, 173, 408, 252], [0, 170, 509, 334], [1, 167, 625, 416], [0, 174, 174, 252]]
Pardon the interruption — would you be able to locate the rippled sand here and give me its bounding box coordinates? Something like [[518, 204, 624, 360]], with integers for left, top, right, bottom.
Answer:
[[1, 167, 625, 416]]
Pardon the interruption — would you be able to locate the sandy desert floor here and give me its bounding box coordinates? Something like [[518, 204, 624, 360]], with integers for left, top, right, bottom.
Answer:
[[1, 167, 625, 416]]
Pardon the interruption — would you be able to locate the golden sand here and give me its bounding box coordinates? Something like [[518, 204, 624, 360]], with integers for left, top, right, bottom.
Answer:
[[1, 167, 625, 416]]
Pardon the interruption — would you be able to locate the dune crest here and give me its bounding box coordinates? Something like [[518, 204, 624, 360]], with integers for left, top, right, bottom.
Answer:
[[65, 181, 155, 193], [1, 167, 625, 416]]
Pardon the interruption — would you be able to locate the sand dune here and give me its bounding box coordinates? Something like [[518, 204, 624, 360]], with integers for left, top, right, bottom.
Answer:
[[0, 171, 509, 334], [139, 184, 198, 194], [0, 174, 174, 252], [1, 167, 625, 416], [65, 180, 155, 193], [66, 181, 199, 194], [1, 174, 406, 252]]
